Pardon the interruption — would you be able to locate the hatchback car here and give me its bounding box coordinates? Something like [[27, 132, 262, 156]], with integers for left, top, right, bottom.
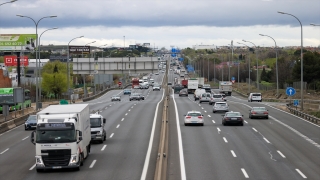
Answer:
[[153, 84, 161, 91], [221, 111, 244, 126], [249, 107, 269, 119], [111, 95, 121, 101], [199, 93, 211, 103], [184, 111, 204, 126], [25, 115, 37, 130], [179, 89, 188, 96], [209, 94, 224, 105], [213, 102, 229, 113], [123, 89, 131, 95], [129, 93, 142, 101]]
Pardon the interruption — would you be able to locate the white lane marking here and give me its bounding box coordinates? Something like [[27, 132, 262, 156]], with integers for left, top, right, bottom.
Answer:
[[217, 127, 221, 134], [129, 109, 131, 111], [277, 150, 286, 158], [121, 118, 124, 121], [0, 123, 24, 136], [29, 164, 36, 170], [141, 83, 170, 180], [89, 160, 97, 168], [0, 148, 9, 154], [296, 169, 307, 178], [231, 150, 237, 157], [134, 104, 136, 105], [131, 106, 133, 108], [116, 124, 120, 128], [244, 120, 248, 124], [109, 105, 112, 107], [263, 137, 271, 144], [270, 115, 320, 150], [105, 107, 108, 110], [125, 113, 128, 116], [208, 115, 211, 117], [101, 145, 107, 151], [252, 127, 258, 132], [22, 136, 29, 141], [223, 137, 228, 143], [204, 110, 207, 113], [201, 107, 204, 109], [198, 104, 201, 106], [212, 120, 216, 123], [241, 168, 249, 178], [110, 133, 114, 138]]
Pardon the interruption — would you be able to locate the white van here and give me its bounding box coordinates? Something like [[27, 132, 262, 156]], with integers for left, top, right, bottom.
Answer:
[[248, 93, 262, 102], [194, 89, 206, 101]]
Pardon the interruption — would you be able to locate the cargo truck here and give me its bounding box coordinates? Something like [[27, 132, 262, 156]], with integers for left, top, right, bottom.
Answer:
[[219, 81, 233, 96], [187, 78, 199, 94], [198, 77, 205, 88], [30, 104, 91, 172], [181, 79, 188, 88], [132, 78, 140, 89]]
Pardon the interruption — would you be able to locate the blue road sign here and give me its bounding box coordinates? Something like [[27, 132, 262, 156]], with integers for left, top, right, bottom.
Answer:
[[293, 99, 299, 106], [286, 87, 296, 96], [171, 53, 176, 57], [171, 48, 176, 53]]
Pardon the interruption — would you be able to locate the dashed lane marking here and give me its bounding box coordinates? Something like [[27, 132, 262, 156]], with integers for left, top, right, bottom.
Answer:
[[223, 137, 228, 143], [295, 169, 307, 179], [277, 150, 286, 158], [101, 145, 107, 151], [116, 124, 120, 128], [89, 160, 97, 168], [241, 168, 249, 178], [121, 118, 124, 121], [29, 164, 36, 170], [212, 120, 216, 123], [22, 136, 29, 141], [0, 148, 9, 154], [231, 150, 237, 157], [110, 133, 114, 138]]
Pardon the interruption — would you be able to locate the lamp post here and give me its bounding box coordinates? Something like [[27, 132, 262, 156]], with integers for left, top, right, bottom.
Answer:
[[123, 36, 125, 48], [243, 39, 259, 91], [310, 23, 320, 26], [259, 34, 279, 96], [67, 36, 83, 104], [278, 11, 304, 110], [17, 14, 57, 110], [82, 41, 95, 98], [238, 42, 251, 94], [0, 0, 17, 6], [98, 44, 108, 58], [82, 41, 96, 57], [38, 27, 58, 103]]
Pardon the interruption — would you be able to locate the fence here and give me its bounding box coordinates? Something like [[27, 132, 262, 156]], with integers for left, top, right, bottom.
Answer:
[[286, 104, 320, 125]]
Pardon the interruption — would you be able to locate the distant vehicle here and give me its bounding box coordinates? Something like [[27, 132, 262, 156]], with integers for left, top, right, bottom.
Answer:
[[123, 89, 132, 95], [194, 89, 206, 101], [135, 93, 145, 100], [221, 111, 244, 126], [132, 78, 140, 89], [188, 78, 199, 94], [155, 72, 159, 75], [129, 93, 142, 101], [25, 115, 37, 130], [199, 93, 211, 103], [179, 89, 188, 96], [202, 84, 211, 93], [209, 94, 224, 105], [153, 84, 161, 91], [249, 107, 269, 119], [111, 95, 121, 101], [212, 102, 229, 113], [221, 93, 227, 101], [168, 82, 172, 85], [0, 88, 31, 113], [184, 110, 204, 126], [181, 79, 188, 88], [248, 93, 262, 102], [90, 113, 106, 143], [140, 82, 149, 89], [219, 81, 233, 96]]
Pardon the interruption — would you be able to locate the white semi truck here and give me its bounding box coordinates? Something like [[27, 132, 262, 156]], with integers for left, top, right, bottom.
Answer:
[[219, 81, 233, 96], [187, 78, 199, 94], [31, 104, 91, 172]]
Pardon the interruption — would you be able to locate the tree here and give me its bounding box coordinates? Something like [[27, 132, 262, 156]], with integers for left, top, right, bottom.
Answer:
[[41, 60, 68, 98], [260, 67, 269, 82], [292, 51, 320, 84]]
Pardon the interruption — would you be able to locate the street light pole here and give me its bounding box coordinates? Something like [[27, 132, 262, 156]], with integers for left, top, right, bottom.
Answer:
[[278, 11, 304, 110], [310, 23, 320, 26], [259, 34, 279, 96], [17, 14, 57, 110], [38, 27, 58, 103], [0, 0, 17, 6], [67, 36, 83, 104], [243, 39, 259, 91], [238, 42, 251, 94]]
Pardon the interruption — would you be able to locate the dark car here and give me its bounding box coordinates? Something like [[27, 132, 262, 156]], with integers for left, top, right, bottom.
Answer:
[[25, 115, 37, 130], [221, 111, 244, 126], [179, 89, 188, 97], [130, 93, 142, 101], [249, 107, 269, 119]]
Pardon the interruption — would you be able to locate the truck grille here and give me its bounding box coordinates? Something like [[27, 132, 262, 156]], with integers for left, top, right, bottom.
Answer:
[[41, 149, 71, 167]]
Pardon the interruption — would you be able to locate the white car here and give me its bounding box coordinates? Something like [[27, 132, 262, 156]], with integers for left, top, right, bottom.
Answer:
[[184, 110, 204, 126], [153, 84, 161, 91]]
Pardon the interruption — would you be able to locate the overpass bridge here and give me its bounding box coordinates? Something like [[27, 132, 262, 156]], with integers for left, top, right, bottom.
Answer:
[[73, 57, 163, 74]]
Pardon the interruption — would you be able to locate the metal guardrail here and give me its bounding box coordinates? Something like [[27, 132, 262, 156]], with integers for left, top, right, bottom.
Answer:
[[286, 104, 320, 125]]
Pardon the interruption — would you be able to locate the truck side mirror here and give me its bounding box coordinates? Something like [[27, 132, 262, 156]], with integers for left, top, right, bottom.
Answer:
[[78, 131, 82, 137], [30, 131, 35, 145], [103, 118, 106, 123]]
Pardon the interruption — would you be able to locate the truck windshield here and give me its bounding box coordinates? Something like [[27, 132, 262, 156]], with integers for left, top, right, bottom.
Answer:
[[36, 129, 76, 143], [90, 118, 102, 128]]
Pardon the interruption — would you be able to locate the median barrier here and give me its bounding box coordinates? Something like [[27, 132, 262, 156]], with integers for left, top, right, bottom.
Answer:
[[6, 120, 16, 129], [0, 123, 9, 134], [286, 104, 320, 125], [14, 114, 30, 127]]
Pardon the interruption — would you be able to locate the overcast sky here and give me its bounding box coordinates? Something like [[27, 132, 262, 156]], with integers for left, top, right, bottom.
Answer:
[[0, 0, 319, 49]]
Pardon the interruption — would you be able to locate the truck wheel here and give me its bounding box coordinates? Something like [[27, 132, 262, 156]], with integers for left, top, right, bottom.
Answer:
[[36, 169, 44, 173], [80, 153, 84, 166]]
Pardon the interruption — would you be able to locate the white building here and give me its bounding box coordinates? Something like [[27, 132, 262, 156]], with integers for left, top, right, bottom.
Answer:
[[193, 45, 217, 50]]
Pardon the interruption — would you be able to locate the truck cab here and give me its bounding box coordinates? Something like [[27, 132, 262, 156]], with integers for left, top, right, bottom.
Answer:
[[90, 113, 106, 143]]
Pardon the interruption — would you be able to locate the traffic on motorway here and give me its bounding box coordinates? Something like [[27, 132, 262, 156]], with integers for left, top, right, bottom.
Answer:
[[0, 57, 319, 180]]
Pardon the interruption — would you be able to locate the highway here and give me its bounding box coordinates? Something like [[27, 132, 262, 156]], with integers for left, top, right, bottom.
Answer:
[[0, 62, 319, 180]]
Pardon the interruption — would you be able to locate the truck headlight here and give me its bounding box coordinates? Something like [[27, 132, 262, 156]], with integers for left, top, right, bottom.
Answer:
[[35, 156, 44, 166], [96, 131, 101, 135], [70, 155, 78, 164]]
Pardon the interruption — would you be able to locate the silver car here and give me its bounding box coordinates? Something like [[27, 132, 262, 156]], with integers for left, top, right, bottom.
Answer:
[[212, 102, 229, 113], [199, 93, 211, 103], [209, 94, 224, 105], [184, 110, 204, 126]]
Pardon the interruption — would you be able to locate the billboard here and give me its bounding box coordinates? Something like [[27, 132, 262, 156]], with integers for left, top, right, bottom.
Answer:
[[4, 55, 29, 66], [69, 46, 90, 54], [0, 34, 37, 51]]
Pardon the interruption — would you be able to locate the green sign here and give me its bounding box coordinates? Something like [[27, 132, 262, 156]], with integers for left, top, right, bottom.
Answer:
[[0, 34, 37, 51], [59, 99, 69, 105]]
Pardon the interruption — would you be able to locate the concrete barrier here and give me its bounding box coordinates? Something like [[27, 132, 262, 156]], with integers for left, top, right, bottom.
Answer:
[[0, 123, 9, 134]]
